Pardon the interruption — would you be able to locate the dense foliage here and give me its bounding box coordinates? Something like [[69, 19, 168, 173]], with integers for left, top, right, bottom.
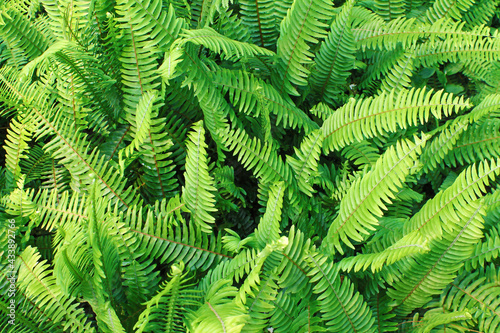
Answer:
[[1, 0, 500, 332]]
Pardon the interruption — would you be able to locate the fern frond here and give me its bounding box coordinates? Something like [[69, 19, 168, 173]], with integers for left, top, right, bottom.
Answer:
[[413, 309, 472, 333], [342, 140, 381, 166], [42, 120, 139, 209], [239, 0, 278, 48], [420, 119, 469, 173], [286, 129, 323, 196], [367, 294, 397, 333], [42, 0, 93, 44], [124, 198, 230, 271], [388, 201, 486, 316], [255, 181, 285, 248], [338, 231, 429, 273], [444, 119, 500, 167], [182, 120, 218, 233], [120, 91, 159, 163], [374, 0, 406, 21], [463, 224, 500, 270], [16, 246, 95, 332], [414, 30, 500, 68], [305, 251, 375, 332], [326, 135, 427, 254], [441, 264, 500, 333], [462, 0, 498, 28], [424, 0, 476, 23], [177, 47, 230, 158], [3, 113, 33, 189], [379, 49, 414, 94], [212, 69, 319, 133], [189, 279, 249, 333], [321, 88, 470, 153], [275, 0, 335, 95], [220, 124, 296, 189], [137, 116, 179, 202], [276, 226, 313, 294], [354, 17, 491, 52], [310, 0, 356, 105], [405, 158, 500, 239], [0, 10, 48, 60], [115, 0, 162, 118], [240, 274, 279, 332], [117, 1, 183, 51], [180, 27, 275, 60], [134, 262, 201, 333]]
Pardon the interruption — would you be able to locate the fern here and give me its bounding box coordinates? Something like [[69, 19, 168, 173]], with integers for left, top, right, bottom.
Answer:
[[182, 120, 218, 233], [2, 1, 500, 331], [275, 0, 335, 95], [326, 135, 428, 254]]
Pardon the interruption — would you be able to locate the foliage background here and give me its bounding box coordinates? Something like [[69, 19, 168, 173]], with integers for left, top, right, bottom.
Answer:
[[1, 0, 500, 332]]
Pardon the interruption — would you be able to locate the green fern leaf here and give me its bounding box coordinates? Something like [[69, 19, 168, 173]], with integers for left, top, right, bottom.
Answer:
[[182, 120, 218, 233], [275, 0, 335, 95], [310, 0, 356, 105], [305, 251, 375, 332], [255, 181, 285, 248], [388, 201, 486, 316], [286, 129, 323, 197], [405, 158, 500, 239], [321, 88, 470, 153], [326, 135, 427, 254]]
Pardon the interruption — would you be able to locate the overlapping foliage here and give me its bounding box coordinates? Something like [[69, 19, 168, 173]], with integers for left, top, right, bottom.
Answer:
[[1, 0, 500, 332]]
